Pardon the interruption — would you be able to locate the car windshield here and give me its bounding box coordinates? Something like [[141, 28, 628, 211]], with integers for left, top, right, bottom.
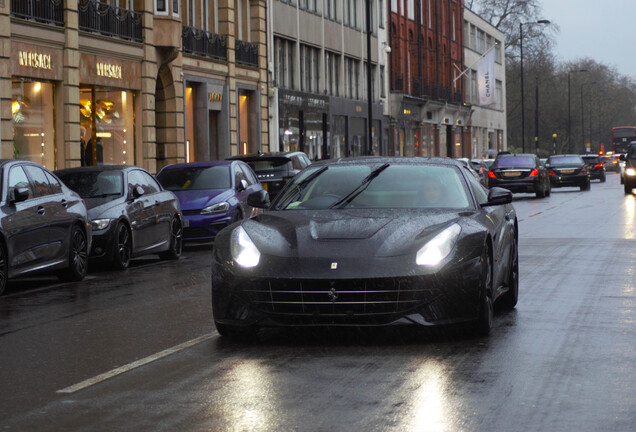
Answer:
[[157, 166, 231, 190], [271, 164, 471, 210], [494, 156, 535, 168], [549, 156, 583, 165], [57, 171, 124, 198], [582, 156, 599, 163]]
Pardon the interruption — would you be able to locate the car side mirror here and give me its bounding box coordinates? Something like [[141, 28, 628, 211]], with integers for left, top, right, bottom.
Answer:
[[247, 189, 270, 209], [237, 179, 248, 192], [11, 186, 30, 204], [620, 154, 626, 161], [482, 187, 512, 207], [132, 185, 145, 199]]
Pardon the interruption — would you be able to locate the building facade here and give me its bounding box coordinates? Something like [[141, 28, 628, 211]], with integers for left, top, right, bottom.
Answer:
[[267, 0, 385, 160], [387, 0, 470, 158], [0, 0, 268, 174], [463, 7, 506, 158]]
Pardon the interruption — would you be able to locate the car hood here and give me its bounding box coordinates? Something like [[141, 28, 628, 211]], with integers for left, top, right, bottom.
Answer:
[[170, 189, 233, 211], [85, 197, 124, 218], [239, 209, 468, 259]]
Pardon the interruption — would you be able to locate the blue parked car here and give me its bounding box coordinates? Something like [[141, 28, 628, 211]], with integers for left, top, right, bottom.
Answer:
[[156, 161, 268, 243]]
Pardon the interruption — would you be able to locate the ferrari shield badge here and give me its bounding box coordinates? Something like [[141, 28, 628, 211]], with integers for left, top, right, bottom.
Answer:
[[331, 262, 338, 269]]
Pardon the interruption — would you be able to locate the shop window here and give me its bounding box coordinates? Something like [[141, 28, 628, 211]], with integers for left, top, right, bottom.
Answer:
[[80, 87, 135, 166], [12, 79, 56, 169]]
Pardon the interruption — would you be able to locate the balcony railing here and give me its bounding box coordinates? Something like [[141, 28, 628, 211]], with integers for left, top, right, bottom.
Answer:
[[182, 26, 227, 60], [78, 0, 142, 42], [11, 0, 64, 26], [235, 40, 259, 66]]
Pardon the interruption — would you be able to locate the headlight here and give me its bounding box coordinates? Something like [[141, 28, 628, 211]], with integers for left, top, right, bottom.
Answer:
[[626, 168, 636, 177], [91, 218, 112, 231], [231, 226, 261, 268], [201, 202, 230, 215], [416, 224, 461, 266]]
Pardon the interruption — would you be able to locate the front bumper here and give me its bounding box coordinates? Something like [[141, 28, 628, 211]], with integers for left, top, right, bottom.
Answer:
[[211, 254, 483, 328], [183, 213, 233, 242]]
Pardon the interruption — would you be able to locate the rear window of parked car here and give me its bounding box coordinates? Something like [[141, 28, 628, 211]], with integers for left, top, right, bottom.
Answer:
[[493, 156, 535, 168], [157, 166, 231, 190]]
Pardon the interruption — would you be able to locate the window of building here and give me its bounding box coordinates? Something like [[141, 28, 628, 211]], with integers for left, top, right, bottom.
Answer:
[[379, 0, 384, 28], [155, 0, 168, 15], [496, 79, 503, 110], [391, 0, 397, 13], [79, 86, 135, 167], [495, 39, 502, 64], [12, 79, 57, 169], [407, 0, 414, 20], [380, 65, 386, 98], [237, 0, 251, 41], [300, 44, 320, 93]]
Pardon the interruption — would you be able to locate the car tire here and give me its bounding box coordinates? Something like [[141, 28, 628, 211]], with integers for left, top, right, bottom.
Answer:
[[159, 216, 182, 260], [112, 222, 131, 270], [58, 225, 88, 282], [600, 173, 606, 183], [580, 181, 590, 191], [232, 209, 243, 224], [545, 182, 551, 197], [0, 240, 8, 296], [500, 235, 519, 310], [625, 182, 633, 195], [474, 249, 493, 337], [535, 186, 545, 198], [214, 320, 258, 339]]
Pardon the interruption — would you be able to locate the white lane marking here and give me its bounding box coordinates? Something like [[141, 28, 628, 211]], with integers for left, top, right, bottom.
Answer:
[[57, 333, 215, 394]]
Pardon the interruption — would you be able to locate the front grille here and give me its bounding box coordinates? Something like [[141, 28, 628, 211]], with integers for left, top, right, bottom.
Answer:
[[244, 278, 435, 317], [183, 227, 212, 239], [182, 209, 201, 216]]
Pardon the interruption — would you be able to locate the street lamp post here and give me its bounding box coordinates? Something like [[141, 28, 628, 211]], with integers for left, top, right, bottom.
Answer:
[[580, 81, 599, 153], [567, 69, 588, 153], [520, 19, 550, 153]]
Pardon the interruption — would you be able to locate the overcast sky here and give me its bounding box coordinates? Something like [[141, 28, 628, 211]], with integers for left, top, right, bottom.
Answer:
[[541, 0, 636, 78]]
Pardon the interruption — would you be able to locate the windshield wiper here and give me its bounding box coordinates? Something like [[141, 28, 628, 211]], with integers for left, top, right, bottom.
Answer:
[[276, 166, 329, 209], [329, 163, 390, 209]]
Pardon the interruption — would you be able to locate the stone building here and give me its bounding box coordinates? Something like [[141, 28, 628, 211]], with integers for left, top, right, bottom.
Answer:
[[0, 0, 268, 173]]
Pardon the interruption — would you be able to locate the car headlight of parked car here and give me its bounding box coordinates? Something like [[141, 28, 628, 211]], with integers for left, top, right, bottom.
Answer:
[[626, 168, 636, 177], [231, 226, 261, 268], [416, 224, 461, 266], [91, 218, 112, 231], [201, 202, 230, 215]]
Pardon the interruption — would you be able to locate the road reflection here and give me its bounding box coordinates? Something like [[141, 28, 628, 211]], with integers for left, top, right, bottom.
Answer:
[[407, 359, 448, 432], [622, 194, 636, 239]]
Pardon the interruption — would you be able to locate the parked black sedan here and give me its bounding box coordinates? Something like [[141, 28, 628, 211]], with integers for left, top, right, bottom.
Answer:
[[211, 157, 518, 338], [0, 160, 91, 295], [227, 151, 311, 199], [546, 154, 591, 191], [487, 153, 551, 198], [55, 166, 183, 270]]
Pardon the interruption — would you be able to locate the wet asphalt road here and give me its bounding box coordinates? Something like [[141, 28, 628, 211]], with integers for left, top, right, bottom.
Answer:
[[1, 172, 635, 431]]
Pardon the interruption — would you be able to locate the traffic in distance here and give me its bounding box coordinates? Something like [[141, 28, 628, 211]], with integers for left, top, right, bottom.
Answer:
[[0, 143, 630, 338]]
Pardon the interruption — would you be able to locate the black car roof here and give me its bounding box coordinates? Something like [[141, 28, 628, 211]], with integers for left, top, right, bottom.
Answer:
[[227, 151, 307, 161], [306, 156, 464, 168], [54, 165, 140, 175]]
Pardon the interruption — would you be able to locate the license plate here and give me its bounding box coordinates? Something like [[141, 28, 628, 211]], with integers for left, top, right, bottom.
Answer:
[[561, 169, 574, 174], [504, 171, 521, 177]]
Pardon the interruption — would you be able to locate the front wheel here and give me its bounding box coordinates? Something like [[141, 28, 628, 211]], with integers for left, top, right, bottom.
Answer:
[[474, 249, 493, 336], [625, 182, 633, 195], [112, 222, 131, 270], [159, 216, 182, 260], [500, 235, 519, 309], [58, 225, 88, 282], [0, 241, 8, 296]]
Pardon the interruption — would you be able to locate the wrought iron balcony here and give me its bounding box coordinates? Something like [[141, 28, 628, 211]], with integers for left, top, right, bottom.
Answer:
[[11, 0, 64, 26], [235, 40, 259, 66], [78, 0, 142, 42], [182, 26, 227, 60]]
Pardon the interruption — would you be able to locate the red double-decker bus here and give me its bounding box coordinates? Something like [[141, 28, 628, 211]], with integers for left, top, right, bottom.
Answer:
[[611, 126, 636, 154]]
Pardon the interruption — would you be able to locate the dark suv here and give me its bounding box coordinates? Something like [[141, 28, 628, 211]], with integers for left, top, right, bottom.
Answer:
[[580, 154, 606, 182], [620, 144, 636, 194], [487, 153, 551, 198], [546, 154, 590, 191], [227, 151, 311, 199]]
